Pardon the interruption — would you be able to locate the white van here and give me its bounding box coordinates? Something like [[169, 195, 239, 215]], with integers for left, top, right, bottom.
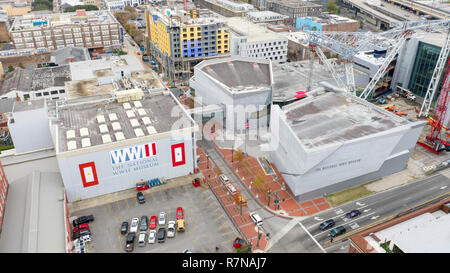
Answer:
[[138, 231, 147, 247], [250, 212, 263, 226], [219, 174, 230, 183]]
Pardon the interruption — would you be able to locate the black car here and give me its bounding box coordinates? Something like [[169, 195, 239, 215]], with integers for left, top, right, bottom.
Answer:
[[137, 192, 145, 204], [140, 216, 148, 231], [329, 226, 346, 238], [319, 219, 335, 231], [346, 209, 361, 219], [73, 215, 94, 227], [121, 221, 129, 235], [157, 227, 166, 243], [125, 232, 136, 252], [72, 229, 91, 240]]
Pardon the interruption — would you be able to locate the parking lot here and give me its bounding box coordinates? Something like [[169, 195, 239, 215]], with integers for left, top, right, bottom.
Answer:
[[70, 183, 241, 253]]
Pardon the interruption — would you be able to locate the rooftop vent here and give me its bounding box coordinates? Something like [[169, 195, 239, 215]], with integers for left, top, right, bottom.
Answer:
[[67, 140, 77, 151], [126, 110, 135, 118], [147, 126, 157, 135], [66, 130, 75, 139], [80, 127, 89, 137], [109, 113, 118, 121], [102, 134, 112, 144], [97, 115, 105, 123], [142, 116, 151, 125], [99, 124, 108, 133], [137, 108, 146, 116], [115, 131, 125, 141], [111, 122, 122, 131], [123, 102, 131, 109], [134, 128, 144, 137], [133, 101, 142, 108], [81, 138, 91, 148], [130, 118, 140, 127]]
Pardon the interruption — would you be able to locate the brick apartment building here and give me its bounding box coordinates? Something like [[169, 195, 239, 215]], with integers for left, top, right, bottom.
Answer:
[[9, 9, 122, 51]]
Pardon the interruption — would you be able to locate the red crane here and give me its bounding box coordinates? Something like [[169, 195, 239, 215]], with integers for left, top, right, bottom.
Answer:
[[418, 57, 450, 153]]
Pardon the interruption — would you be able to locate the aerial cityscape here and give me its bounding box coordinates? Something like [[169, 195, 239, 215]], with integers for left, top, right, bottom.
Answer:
[[0, 0, 448, 259]]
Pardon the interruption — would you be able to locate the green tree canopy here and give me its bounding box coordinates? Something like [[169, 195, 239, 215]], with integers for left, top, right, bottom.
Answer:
[[64, 5, 99, 12]]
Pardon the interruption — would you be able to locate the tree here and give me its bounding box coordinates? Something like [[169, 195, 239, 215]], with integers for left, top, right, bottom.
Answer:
[[124, 6, 138, 20], [18, 63, 24, 69], [327, 0, 339, 14], [233, 149, 245, 167], [64, 5, 99, 12], [7, 66, 14, 72]]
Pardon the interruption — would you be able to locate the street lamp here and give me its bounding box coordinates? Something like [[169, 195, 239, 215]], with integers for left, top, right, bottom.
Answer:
[[206, 155, 209, 169]]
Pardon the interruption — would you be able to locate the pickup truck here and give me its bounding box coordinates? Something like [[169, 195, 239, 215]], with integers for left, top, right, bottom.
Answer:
[[125, 232, 135, 252]]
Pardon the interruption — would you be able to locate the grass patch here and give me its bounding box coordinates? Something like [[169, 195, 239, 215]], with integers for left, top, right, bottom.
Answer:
[[325, 181, 377, 207]]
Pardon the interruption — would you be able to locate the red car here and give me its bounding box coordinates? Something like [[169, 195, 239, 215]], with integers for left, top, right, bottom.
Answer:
[[73, 223, 89, 233], [176, 207, 184, 220], [149, 216, 157, 229]]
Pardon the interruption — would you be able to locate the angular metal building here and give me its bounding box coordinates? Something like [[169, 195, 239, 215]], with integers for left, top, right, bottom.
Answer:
[[269, 88, 426, 201]]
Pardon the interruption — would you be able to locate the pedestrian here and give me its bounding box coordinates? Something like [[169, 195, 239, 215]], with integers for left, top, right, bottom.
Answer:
[[330, 236, 334, 243], [215, 246, 219, 252]]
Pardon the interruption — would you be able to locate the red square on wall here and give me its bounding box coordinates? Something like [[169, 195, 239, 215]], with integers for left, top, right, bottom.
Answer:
[[171, 143, 186, 167], [79, 162, 99, 188]]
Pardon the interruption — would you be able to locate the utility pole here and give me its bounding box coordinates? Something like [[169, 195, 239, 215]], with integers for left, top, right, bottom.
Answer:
[[267, 188, 271, 207]]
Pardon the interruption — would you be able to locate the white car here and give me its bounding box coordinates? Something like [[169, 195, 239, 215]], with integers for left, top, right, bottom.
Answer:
[[167, 221, 176, 238], [130, 218, 139, 233], [249, 212, 263, 226], [158, 212, 166, 226], [148, 230, 156, 244], [219, 174, 230, 183]]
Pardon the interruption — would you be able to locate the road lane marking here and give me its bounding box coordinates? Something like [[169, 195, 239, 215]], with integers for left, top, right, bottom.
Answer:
[[313, 212, 376, 239]]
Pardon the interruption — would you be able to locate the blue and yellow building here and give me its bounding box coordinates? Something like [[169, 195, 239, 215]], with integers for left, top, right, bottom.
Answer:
[[145, 6, 230, 80]]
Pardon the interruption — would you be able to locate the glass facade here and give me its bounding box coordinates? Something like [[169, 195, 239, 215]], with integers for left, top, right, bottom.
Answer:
[[408, 41, 444, 101]]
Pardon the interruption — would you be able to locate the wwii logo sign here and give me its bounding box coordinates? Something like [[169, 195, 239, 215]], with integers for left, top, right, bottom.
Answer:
[[110, 143, 157, 165]]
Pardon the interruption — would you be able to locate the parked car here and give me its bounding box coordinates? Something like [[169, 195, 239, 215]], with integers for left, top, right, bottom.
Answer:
[[73, 215, 94, 227], [249, 212, 263, 226], [177, 219, 185, 232], [148, 229, 157, 244], [125, 232, 136, 252], [329, 226, 346, 238], [149, 215, 157, 229], [167, 221, 176, 238], [319, 219, 335, 231], [137, 192, 145, 204], [183, 249, 192, 253], [346, 209, 361, 219], [219, 174, 230, 183], [130, 218, 139, 233], [138, 231, 147, 247], [157, 227, 166, 243], [121, 221, 128, 235], [176, 207, 184, 220], [159, 212, 166, 226], [72, 229, 91, 240], [73, 223, 89, 233], [140, 216, 148, 231]]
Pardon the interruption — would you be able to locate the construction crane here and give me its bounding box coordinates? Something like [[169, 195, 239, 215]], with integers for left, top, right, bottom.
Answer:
[[305, 19, 450, 98], [417, 56, 450, 153], [418, 29, 450, 117]]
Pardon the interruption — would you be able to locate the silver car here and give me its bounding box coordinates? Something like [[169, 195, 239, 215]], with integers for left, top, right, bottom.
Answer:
[[130, 217, 139, 233], [158, 212, 166, 226], [167, 221, 176, 238], [148, 230, 156, 244]]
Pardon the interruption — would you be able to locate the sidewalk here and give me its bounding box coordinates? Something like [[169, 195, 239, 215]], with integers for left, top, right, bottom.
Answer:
[[212, 141, 331, 218]]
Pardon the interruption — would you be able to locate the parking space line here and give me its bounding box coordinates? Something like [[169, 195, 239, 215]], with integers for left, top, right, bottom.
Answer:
[[125, 198, 130, 209], [214, 213, 225, 222], [201, 247, 209, 253], [211, 205, 221, 213], [220, 241, 232, 253], [116, 201, 120, 211], [192, 236, 201, 243], [221, 230, 235, 237], [206, 201, 216, 209]]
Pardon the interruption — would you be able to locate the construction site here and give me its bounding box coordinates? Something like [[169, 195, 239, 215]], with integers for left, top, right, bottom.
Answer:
[[144, 1, 231, 81]]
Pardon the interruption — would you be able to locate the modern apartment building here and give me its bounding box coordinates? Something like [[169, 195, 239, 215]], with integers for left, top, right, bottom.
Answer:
[[226, 17, 288, 64], [104, 0, 148, 10], [9, 10, 123, 51], [145, 5, 231, 80]]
